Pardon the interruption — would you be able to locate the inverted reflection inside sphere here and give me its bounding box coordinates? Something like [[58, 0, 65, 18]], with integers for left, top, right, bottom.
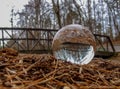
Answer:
[[52, 24, 96, 65]]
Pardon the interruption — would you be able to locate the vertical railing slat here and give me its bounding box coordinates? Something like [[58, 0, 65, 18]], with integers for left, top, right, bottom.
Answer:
[[2, 29, 4, 48], [26, 29, 29, 51]]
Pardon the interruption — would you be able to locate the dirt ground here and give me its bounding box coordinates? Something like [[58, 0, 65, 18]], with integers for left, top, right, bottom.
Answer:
[[108, 53, 120, 63], [113, 40, 120, 52], [107, 39, 120, 62]]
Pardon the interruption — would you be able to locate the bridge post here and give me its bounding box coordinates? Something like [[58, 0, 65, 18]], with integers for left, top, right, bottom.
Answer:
[[26, 29, 29, 51], [2, 29, 4, 48]]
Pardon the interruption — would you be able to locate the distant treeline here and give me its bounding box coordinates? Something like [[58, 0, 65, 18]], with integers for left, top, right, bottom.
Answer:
[[11, 0, 120, 39]]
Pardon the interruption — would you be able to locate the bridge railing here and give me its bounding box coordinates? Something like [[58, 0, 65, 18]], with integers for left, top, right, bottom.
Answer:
[[0, 28, 57, 53], [0, 28, 115, 56]]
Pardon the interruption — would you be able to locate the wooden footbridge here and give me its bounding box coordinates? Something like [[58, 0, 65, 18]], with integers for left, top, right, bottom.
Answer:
[[0, 28, 116, 58]]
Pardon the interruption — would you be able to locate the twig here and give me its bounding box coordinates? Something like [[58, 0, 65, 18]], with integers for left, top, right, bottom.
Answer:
[[25, 73, 69, 88], [97, 71, 109, 86]]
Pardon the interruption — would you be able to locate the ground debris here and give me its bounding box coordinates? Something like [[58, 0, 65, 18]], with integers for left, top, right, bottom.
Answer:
[[0, 48, 120, 89], [0, 48, 18, 60]]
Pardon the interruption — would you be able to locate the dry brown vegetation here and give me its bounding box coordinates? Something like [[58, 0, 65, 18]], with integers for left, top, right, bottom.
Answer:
[[0, 48, 120, 89]]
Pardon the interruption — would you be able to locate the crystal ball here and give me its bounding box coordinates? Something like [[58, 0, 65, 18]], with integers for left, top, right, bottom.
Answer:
[[52, 24, 96, 65]]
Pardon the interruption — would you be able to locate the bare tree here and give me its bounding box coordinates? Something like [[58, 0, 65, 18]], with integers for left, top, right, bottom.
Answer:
[[104, 0, 120, 39], [52, 0, 62, 28], [34, 0, 40, 28], [14, 0, 120, 40]]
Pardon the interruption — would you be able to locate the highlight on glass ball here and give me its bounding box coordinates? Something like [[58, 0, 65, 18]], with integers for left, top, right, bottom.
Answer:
[[52, 24, 96, 65]]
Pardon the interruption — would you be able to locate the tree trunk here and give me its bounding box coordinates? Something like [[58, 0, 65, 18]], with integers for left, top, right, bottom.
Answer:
[[52, 0, 62, 28]]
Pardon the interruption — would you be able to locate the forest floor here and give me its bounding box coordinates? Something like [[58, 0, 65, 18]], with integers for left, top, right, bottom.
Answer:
[[0, 48, 120, 89]]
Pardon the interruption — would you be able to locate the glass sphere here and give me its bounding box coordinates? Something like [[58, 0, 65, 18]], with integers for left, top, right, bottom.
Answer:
[[52, 24, 96, 65]]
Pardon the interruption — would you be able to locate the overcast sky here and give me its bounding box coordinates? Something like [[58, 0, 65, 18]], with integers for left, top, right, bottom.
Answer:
[[0, 0, 29, 27]]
